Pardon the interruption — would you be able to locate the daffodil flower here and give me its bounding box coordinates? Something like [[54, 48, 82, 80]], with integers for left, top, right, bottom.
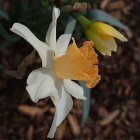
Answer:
[[10, 7, 100, 138], [77, 15, 127, 56]]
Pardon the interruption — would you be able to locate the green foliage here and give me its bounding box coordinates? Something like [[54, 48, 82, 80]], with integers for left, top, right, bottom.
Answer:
[[79, 81, 91, 124], [65, 16, 76, 34], [0, 23, 20, 50], [0, 0, 128, 51], [87, 9, 128, 30], [0, 5, 9, 21], [8, 0, 29, 23], [0, 0, 53, 50], [0, 23, 19, 42]]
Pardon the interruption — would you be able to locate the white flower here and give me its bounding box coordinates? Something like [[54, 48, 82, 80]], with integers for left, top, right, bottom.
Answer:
[[10, 7, 87, 138]]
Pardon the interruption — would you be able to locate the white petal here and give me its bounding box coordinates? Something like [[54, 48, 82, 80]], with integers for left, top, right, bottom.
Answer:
[[56, 34, 71, 56], [26, 68, 61, 102], [46, 7, 60, 52], [48, 87, 73, 138], [10, 23, 53, 68], [63, 80, 86, 100]]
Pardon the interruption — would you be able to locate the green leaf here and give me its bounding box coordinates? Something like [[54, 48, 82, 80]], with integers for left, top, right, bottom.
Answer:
[[0, 23, 20, 42], [0, 24, 20, 50], [79, 81, 91, 124], [0, 9, 9, 21], [0, 4, 9, 21], [23, 9, 52, 40], [8, 0, 29, 23], [65, 16, 76, 34], [87, 9, 128, 30], [41, 0, 49, 7]]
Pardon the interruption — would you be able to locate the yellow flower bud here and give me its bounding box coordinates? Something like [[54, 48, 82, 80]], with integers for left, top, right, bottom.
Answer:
[[76, 15, 127, 56]]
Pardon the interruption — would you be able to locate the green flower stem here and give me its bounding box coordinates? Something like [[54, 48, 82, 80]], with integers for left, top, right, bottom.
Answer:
[[72, 13, 91, 30]]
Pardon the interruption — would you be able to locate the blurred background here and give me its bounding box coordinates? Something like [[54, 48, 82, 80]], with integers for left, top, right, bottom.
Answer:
[[0, 0, 140, 140]]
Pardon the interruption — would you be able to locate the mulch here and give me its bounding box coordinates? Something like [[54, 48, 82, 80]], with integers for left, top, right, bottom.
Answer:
[[0, 0, 140, 140]]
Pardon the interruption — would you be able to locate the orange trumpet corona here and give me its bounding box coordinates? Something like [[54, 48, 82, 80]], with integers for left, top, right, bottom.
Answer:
[[53, 39, 100, 88]]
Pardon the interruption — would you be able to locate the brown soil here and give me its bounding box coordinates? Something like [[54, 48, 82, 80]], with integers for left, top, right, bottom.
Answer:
[[0, 0, 140, 140]]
